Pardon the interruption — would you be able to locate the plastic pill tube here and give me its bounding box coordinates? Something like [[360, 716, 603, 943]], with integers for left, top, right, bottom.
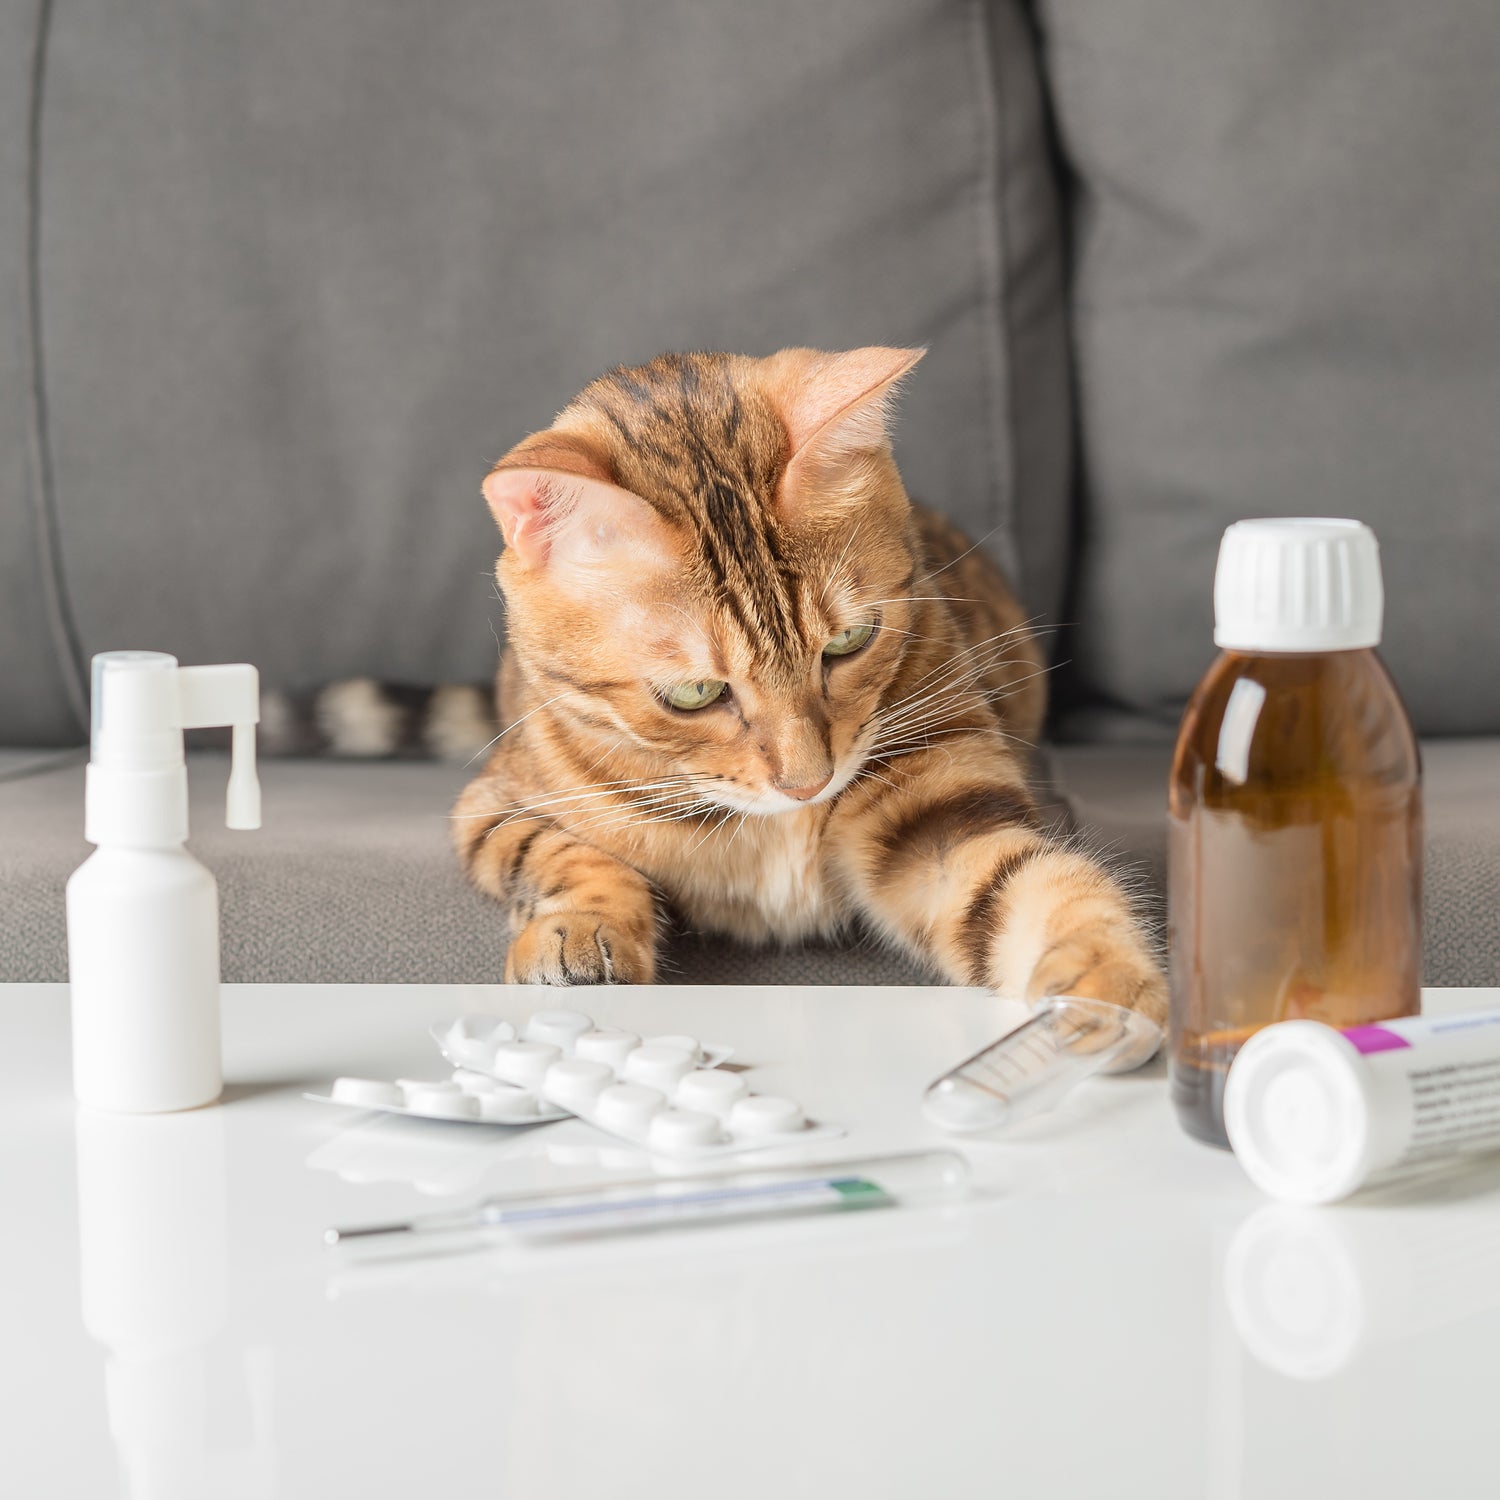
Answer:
[[1224, 1007, 1500, 1204], [922, 996, 1162, 1133], [325, 1149, 969, 1248]]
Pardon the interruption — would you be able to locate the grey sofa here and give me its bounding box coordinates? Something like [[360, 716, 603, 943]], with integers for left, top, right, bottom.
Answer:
[[4, 1, 1498, 986]]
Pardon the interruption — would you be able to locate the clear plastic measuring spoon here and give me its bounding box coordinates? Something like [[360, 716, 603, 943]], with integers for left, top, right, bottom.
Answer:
[[923, 996, 1162, 1133]]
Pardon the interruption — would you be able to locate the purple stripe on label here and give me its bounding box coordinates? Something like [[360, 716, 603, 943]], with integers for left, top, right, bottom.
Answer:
[[1342, 1024, 1412, 1055]]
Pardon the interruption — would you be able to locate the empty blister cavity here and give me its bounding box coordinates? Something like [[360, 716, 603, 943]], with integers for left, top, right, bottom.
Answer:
[[574, 1027, 641, 1070], [674, 1069, 748, 1118], [491, 1040, 563, 1091], [331, 1077, 403, 1109], [596, 1083, 667, 1135], [441, 1015, 514, 1070], [649, 1109, 724, 1151], [729, 1095, 805, 1137], [525, 1010, 593, 1052], [544, 1058, 615, 1113], [623, 1043, 697, 1094]]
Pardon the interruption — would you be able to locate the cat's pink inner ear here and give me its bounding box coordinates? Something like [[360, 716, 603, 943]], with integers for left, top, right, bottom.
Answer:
[[484, 433, 620, 568], [776, 346, 926, 462], [484, 465, 675, 575], [483, 469, 551, 567]]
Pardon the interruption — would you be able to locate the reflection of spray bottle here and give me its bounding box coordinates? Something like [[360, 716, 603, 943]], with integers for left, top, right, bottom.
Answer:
[[75, 1108, 278, 1499], [76, 1107, 228, 1499], [67, 651, 260, 1113], [1224, 1201, 1500, 1380]]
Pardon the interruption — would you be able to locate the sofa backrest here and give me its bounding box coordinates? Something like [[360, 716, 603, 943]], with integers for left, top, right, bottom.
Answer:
[[1, 0, 1070, 746], [1039, 0, 1500, 736]]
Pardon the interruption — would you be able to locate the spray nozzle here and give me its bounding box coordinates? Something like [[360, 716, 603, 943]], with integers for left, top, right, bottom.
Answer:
[[176, 665, 262, 830], [87, 653, 261, 846]]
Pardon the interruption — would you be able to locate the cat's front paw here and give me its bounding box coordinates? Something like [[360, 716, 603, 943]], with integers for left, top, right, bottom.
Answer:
[[505, 913, 654, 985], [1025, 937, 1168, 1068]]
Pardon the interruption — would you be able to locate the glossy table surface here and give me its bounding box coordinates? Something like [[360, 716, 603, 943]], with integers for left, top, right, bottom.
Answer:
[[4, 982, 1499, 1499]]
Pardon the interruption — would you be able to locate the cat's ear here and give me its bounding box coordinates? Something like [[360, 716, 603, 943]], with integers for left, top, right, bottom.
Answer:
[[767, 346, 926, 501], [483, 437, 673, 575]]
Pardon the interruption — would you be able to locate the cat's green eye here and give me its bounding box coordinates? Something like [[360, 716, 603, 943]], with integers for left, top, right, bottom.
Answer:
[[663, 679, 728, 711], [823, 621, 875, 658]]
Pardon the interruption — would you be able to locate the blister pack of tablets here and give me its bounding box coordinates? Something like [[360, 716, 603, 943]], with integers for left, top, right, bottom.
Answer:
[[307, 1008, 843, 1160]]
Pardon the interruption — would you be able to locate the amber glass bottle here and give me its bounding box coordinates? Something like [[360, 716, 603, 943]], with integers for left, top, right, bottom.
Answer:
[[1168, 520, 1422, 1148]]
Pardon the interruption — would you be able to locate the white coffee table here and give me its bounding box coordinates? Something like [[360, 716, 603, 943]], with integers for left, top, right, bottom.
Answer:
[[4, 981, 1498, 1499]]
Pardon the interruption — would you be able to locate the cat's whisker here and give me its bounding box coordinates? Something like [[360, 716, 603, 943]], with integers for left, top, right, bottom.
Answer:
[[558, 786, 720, 834], [875, 647, 1029, 728], [455, 773, 706, 822], [818, 521, 864, 610], [473, 783, 715, 841], [875, 636, 1044, 715], [848, 763, 902, 795], [573, 801, 722, 844], [661, 602, 718, 658], [682, 802, 729, 856], [878, 621, 1040, 691], [854, 594, 988, 610], [549, 793, 707, 834], [456, 774, 703, 819], [462, 689, 582, 767], [925, 523, 1005, 577], [723, 808, 754, 855]]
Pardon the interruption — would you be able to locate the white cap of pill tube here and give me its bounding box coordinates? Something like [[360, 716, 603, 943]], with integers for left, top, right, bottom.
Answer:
[[1223, 1021, 1383, 1204], [1213, 518, 1383, 653]]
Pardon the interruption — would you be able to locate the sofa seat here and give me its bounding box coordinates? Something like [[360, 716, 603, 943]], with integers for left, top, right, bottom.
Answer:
[[3, 744, 1494, 986]]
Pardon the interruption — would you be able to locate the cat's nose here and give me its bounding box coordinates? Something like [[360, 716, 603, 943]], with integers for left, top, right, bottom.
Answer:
[[777, 773, 833, 802]]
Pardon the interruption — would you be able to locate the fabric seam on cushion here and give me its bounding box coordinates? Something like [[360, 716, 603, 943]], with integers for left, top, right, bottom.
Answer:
[[23, 0, 89, 736], [965, 0, 1021, 590]]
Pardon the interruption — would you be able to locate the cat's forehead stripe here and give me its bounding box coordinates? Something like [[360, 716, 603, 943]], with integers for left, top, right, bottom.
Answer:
[[582, 356, 807, 663]]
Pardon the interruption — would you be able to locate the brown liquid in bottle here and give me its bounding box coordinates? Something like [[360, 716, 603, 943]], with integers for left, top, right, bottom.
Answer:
[[1168, 648, 1422, 1147]]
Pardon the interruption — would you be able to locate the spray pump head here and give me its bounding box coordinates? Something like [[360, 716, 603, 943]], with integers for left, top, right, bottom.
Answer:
[[85, 652, 261, 847]]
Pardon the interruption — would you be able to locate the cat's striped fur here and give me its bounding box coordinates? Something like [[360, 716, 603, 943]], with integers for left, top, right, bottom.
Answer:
[[453, 347, 1166, 1023]]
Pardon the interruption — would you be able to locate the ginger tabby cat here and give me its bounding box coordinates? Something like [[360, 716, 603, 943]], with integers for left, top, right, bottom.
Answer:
[[453, 347, 1166, 1024]]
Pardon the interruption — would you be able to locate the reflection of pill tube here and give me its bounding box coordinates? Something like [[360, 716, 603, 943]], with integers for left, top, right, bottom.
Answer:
[[1225, 1203, 1500, 1380], [1224, 1008, 1500, 1204]]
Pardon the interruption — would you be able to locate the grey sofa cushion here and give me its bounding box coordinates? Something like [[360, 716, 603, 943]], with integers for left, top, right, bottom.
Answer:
[[1036, 0, 1500, 735], [4, 743, 1495, 986], [4, 0, 1070, 745]]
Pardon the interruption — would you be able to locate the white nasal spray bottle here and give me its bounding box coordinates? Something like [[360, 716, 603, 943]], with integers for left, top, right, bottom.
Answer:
[[67, 651, 261, 1113]]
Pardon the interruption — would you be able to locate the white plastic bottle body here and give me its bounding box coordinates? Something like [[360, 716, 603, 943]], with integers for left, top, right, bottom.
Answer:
[[67, 847, 223, 1112]]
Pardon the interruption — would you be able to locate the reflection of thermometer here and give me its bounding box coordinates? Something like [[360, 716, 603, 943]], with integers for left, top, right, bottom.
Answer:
[[325, 1149, 968, 1247], [922, 997, 1162, 1133]]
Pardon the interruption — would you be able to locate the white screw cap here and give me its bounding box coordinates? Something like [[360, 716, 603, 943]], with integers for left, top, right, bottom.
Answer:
[[1214, 518, 1383, 653]]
